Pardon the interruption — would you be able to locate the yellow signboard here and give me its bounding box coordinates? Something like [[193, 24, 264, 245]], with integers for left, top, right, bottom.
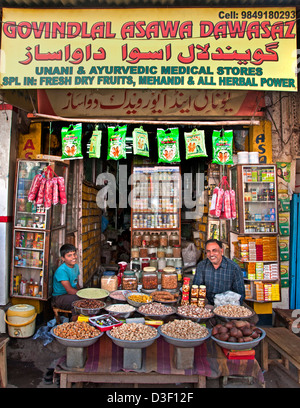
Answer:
[[0, 8, 297, 91]]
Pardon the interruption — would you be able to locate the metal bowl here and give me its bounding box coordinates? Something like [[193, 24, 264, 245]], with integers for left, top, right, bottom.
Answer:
[[211, 328, 266, 350], [106, 327, 160, 349], [105, 304, 136, 319], [109, 290, 135, 303], [158, 326, 211, 348], [176, 309, 214, 323], [76, 288, 109, 300], [125, 292, 153, 308], [72, 300, 106, 316], [213, 305, 255, 321], [50, 326, 103, 348], [137, 303, 176, 320]]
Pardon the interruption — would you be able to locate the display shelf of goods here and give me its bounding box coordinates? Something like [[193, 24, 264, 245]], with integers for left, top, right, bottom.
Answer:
[[229, 164, 278, 235], [11, 159, 68, 300]]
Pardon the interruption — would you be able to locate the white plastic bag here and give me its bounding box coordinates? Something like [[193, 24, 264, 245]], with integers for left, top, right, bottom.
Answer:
[[214, 290, 241, 306], [182, 243, 200, 267]]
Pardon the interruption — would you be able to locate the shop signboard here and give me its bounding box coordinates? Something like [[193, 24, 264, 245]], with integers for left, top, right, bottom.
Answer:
[[0, 7, 297, 91]]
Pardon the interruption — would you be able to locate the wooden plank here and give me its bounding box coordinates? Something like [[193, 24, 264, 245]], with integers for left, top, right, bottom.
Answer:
[[265, 327, 300, 365], [0, 337, 9, 388]]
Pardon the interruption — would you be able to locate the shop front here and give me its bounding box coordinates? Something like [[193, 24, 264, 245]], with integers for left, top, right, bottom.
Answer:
[[0, 4, 299, 387]]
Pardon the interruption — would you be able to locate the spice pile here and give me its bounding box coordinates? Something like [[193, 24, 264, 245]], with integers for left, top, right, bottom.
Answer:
[[110, 323, 157, 341]]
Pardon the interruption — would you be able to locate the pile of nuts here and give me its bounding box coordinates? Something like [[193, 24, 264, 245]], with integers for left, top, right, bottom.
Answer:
[[161, 319, 209, 339], [53, 321, 100, 340], [73, 299, 105, 309], [109, 323, 157, 341], [138, 302, 175, 316], [106, 304, 135, 313], [214, 304, 253, 318], [177, 305, 214, 319]]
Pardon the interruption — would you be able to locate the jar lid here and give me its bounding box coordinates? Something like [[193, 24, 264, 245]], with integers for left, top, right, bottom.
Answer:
[[199, 285, 206, 289], [150, 257, 157, 260], [143, 267, 156, 272], [163, 267, 176, 273], [173, 245, 181, 247], [124, 271, 135, 276], [103, 271, 115, 276], [192, 285, 198, 288]]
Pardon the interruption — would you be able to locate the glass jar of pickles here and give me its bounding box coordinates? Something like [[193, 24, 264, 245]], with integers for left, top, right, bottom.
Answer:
[[157, 246, 166, 258], [142, 267, 158, 290], [159, 232, 168, 247], [131, 246, 139, 258], [169, 231, 179, 246]]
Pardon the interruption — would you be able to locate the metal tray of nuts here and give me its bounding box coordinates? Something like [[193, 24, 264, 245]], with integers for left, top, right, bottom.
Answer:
[[136, 303, 176, 319], [106, 325, 160, 349], [213, 304, 255, 321], [158, 325, 211, 348]]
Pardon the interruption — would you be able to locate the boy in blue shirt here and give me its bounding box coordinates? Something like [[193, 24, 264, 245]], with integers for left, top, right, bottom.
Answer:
[[51, 244, 82, 321]]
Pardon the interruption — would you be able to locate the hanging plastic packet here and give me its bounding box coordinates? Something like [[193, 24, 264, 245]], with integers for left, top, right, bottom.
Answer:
[[52, 177, 59, 205], [107, 125, 127, 160], [212, 129, 234, 166], [61, 123, 83, 160], [44, 179, 54, 210], [57, 177, 67, 205], [89, 126, 102, 159], [184, 129, 207, 159], [132, 127, 149, 157], [28, 174, 43, 202], [36, 177, 46, 206], [157, 128, 181, 163]]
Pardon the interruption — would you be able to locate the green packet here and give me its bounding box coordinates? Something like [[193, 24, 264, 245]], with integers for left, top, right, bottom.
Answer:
[[157, 128, 181, 163], [61, 123, 83, 160], [184, 129, 208, 159], [89, 126, 102, 159], [132, 127, 149, 157], [107, 125, 127, 160], [212, 129, 234, 165]]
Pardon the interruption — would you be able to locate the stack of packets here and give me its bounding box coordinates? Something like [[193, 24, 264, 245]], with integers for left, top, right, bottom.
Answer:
[[235, 237, 277, 262], [247, 263, 278, 280], [254, 282, 280, 301]]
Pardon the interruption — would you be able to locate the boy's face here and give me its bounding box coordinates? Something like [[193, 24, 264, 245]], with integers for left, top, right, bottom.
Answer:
[[62, 251, 77, 268]]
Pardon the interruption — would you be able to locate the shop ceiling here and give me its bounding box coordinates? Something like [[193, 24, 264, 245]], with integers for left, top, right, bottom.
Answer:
[[0, 0, 299, 7]]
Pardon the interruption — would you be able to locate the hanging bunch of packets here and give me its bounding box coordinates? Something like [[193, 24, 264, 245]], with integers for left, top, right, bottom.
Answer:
[[107, 125, 127, 160], [212, 129, 234, 165], [61, 123, 83, 160], [89, 125, 102, 158], [157, 128, 181, 163], [184, 129, 207, 159], [132, 127, 149, 157]]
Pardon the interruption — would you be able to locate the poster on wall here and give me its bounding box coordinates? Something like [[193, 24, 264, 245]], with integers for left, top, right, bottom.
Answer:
[[0, 7, 297, 91]]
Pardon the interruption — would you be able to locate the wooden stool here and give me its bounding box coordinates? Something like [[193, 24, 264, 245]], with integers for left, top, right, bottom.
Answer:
[[262, 327, 300, 384], [0, 336, 9, 388], [53, 308, 72, 324]]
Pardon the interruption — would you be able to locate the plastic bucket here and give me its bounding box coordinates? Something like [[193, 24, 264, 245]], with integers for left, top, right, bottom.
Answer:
[[249, 152, 259, 164], [5, 304, 37, 338], [237, 151, 249, 163]]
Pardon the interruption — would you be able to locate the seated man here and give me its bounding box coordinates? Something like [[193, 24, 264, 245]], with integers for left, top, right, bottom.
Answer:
[[51, 244, 82, 321], [193, 239, 245, 305]]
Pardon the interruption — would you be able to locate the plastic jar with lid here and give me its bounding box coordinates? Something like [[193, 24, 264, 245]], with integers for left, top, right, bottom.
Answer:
[[191, 285, 199, 298], [169, 231, 180, 246], [142, 267, 158, 290], [158, 256, 166, 272], [173, 245, 181, 258], [159, 232, 168, 247], [131, 258, 140, 271], [131, 246, 139, 258], [161, 267, 178, 290], [122, 271, 138, 290], [101, 271, 118, 292], [157, 246, 166, 258], [165, 246, 173, 257]]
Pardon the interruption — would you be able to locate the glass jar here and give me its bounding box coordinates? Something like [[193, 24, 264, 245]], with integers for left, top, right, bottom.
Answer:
[[131, 257, 140, 271], [150, 232, 159, 247], [150, 257, 158, 269], [157, 246, 166, 258], [139, 247, 148, 258], [141, 258, 150, 269], [169, 231, 179, 246], [131, 246, 139, 258], [166, 258, 175, 267], [122, 271, 138, 290], [199, 285, 206, 298], [159, 232, 168, 247], [182, 277, 190, 293], [101, 271, 118, 292], [173, 245, 181, 258], [191, 285, 199, 298], [132, 231, 142, 247], [161, 267, 178, 290], [142, 231, 151, 247], [142, 267, 158, 290], [165, 246, 173, 257], [158, 256, 166, 272], [148, 245, 157, 258]]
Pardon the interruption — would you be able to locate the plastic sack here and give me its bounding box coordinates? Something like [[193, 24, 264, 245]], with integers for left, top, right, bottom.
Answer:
[[157, 128, 180, 163], [36, 177, 46, 206], [44, 179, 54, 210], [214, 291, 241, 306], [89, 126, 102, 159], [57, 177, 67, 205], [184, 129, 207, 159], [230, 189, 237, 219], [212, 129, 234, 165], [33, 317, 68, 346], [182, 243, 200, 267], [107, 125, 127, 160], [132, 127, 149, 157], [210, 187, 224, 218], [52, 177, 59, 205], [28, 174, 43, 202], [61, 123, 83, 160], [220, 190, 231, 219]]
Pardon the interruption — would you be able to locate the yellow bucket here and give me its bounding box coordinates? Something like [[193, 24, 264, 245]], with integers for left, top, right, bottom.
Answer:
[[5, 304, 37, 338]]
